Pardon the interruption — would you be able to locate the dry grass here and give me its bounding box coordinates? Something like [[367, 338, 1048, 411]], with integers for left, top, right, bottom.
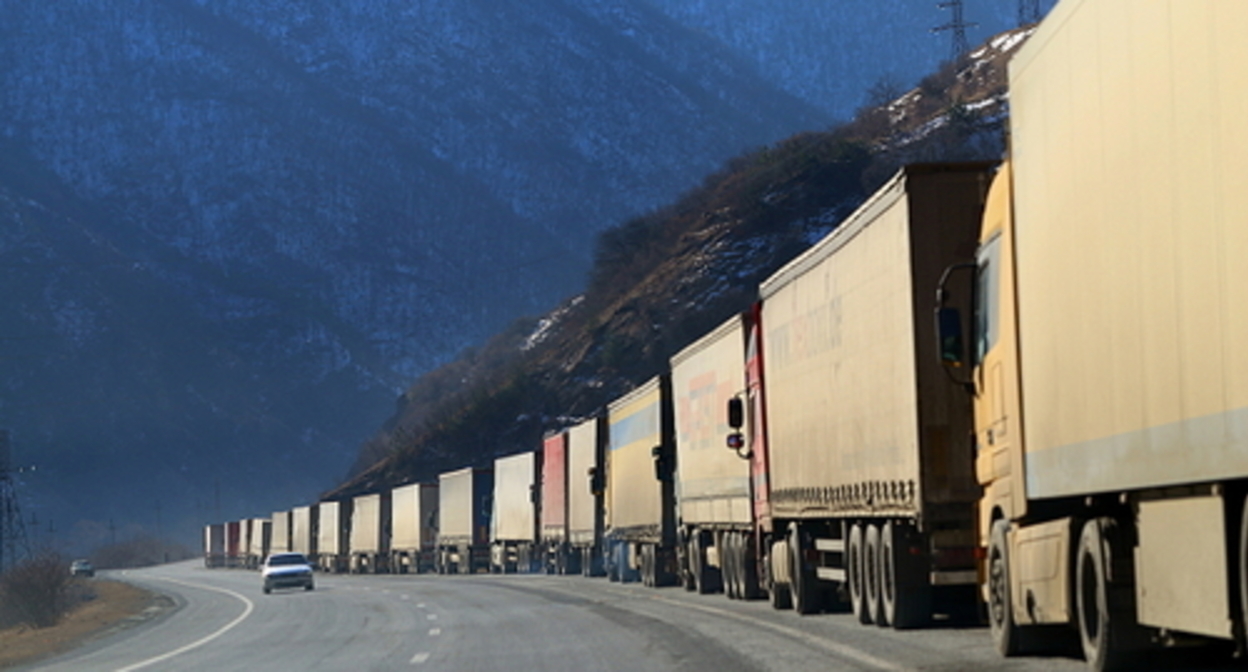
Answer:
[[0, 580, 158, 669]]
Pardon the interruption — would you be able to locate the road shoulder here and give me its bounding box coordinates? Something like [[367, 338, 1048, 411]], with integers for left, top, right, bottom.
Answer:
[[0, 578, 172, 669]]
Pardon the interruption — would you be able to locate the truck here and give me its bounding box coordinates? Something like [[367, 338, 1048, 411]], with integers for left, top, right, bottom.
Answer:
[[271, 510, 292, 555], [350, 492, 391, 573], [935, 1, 1248, 669], [316, 500, 352, 573], [291, 504, 318, 565], [245, 518, 271, 569], [567, 416, 607, 577], [490, 451, 541, 573], [204, 523, 225, 568], [729, 163, 992, 623], [437, 467, 493, 574], [670, 315, 758, 598], [605, 375, 677, 586], [225, 520, 243, 568], [539, 431, 578, 574], [389, 482, 439, 574]]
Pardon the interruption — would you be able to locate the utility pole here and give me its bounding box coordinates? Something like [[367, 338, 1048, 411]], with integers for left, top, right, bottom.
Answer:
[[1018, 0, 1042, 26], [933, 0, 977, 62], [0, 430, 30, 574]]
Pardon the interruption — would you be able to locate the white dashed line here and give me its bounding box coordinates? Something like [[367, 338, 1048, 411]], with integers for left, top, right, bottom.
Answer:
[[417, 603, 426, 608], [410, 652, 431, 665], [427, 613, 438, 620], [429, 628, 441, 636]]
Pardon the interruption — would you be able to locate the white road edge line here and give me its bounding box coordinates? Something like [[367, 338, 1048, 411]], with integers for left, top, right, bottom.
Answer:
[[114, 577, 256, 672], [410, 651, 431, 664]]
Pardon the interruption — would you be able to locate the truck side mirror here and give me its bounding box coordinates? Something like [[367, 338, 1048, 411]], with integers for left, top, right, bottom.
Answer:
[[727, 397, 744, 430], [651, 445, 672, 482], [936, 307, 965, 367]]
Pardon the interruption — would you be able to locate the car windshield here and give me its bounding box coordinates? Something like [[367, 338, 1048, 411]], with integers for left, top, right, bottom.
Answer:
[[267, 554, 307, 567]]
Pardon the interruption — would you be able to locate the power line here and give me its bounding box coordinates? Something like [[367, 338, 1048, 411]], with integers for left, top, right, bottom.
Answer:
[[0, 430, 31, 574], [932, 0, 977, 62]]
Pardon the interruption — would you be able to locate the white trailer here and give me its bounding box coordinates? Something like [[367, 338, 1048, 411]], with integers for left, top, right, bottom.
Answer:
[[490, 451, 540, 573], [567, 417, 606, 576], [390, 482, 438, 574], [349, 492, 391, 573], [670, 314, 757, 598], [437, 467, 493, 574], [291, 505, 318, 563], [270, 510, 292, 555], [316, 500, 352, 573]]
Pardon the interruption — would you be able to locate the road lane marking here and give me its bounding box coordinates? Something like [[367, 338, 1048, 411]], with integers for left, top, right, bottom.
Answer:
[[410, 652, 431, 664], [427, 613, 438, 620], [115, 578, 255, 672], [417, 602, 426, 608], [429, 627, 441, 636]]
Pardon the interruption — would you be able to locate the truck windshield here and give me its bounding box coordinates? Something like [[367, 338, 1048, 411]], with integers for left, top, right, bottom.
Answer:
[[974, 235, 1001, 365]]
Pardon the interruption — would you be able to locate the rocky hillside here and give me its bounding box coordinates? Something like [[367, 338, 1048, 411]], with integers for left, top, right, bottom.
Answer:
[[0, 0, 829, 549], [330, 27, 1033, 498]]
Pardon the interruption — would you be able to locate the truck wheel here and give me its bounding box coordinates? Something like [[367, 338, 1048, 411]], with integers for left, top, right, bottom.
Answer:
[[767, 549, 793, 610], [865, 523, 885, 625], [1077, 518, 1138, 672], [724, 532, 741, 599], [740, 533, 763, 600], [789, 523, 820, 615], [881, 521, 930, 629], [988, 519, 1021, 656], [692, 532, 717, 594], [1241, 495, 1248, 651], [848, 523, 870, 624]]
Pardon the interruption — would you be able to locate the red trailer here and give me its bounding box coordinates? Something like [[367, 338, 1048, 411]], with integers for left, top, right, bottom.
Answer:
[[540, 431, 576, 574], [225, 520, 243, 568]]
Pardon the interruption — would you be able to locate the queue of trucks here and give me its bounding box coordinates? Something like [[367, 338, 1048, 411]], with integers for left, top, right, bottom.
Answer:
[[200, 2, 1248, 669]]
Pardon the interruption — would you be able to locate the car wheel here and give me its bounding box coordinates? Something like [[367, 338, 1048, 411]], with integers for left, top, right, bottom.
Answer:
[[263, 586, 271, 594], [306, 582, 315, 591]]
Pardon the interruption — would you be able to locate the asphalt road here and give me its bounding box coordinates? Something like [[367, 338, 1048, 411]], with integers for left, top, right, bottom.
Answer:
[[16, 560, 1242, 672]]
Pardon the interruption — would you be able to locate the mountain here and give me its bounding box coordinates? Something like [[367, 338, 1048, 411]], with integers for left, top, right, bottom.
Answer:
[[647, 0, 1057, 120], [0, 0, 830, 551], [329, 26, 1031, 499]]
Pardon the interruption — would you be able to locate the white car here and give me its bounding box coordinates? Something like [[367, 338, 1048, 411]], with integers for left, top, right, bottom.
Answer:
[[261, 552, 314, 594]]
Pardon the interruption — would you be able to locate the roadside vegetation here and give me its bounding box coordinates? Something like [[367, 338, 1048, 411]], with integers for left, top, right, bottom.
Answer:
[[0, 552, 87, 630]]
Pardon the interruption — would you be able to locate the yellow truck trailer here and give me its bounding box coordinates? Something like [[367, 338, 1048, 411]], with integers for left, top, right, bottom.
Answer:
[[937, 0, 1248, 669]]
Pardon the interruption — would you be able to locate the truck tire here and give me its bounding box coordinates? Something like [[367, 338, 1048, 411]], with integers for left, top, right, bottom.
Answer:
[[865, 523, 885, 625], [848, 523, 870, 624], [691, 532, 718, 594], [1241, 495, 1248, 649], [724, 532, 741, 599], [988, 519, 1021, 656], [740, 532, 763, 600], [767, 549, 793, 610], [789, 523, 821, 615], [881, 521, 930, 629], [1077, 517, 1139, 672]]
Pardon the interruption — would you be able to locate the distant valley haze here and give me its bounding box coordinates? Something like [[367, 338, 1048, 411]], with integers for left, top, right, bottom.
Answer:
[[0, 0, 1051, 555]]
